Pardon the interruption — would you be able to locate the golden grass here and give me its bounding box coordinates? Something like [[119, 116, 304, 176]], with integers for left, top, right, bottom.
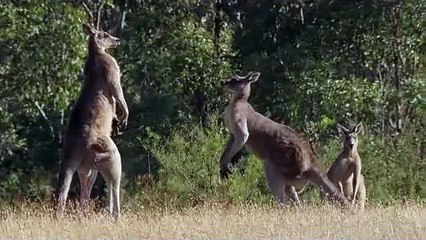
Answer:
[[0, 202, 425, 239]]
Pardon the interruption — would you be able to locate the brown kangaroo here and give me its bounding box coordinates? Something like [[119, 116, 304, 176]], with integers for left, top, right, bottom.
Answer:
[[326, 123, 366, 210], [220, 72, 350, 207], [54, 23, 129, 219]]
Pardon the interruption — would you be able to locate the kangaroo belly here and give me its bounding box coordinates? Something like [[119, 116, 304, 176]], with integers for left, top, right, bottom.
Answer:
[[91, 101, 114, 136], [67, 93, 114, 138], [247, 135, 312, 179], [328, 158, 352, 179]]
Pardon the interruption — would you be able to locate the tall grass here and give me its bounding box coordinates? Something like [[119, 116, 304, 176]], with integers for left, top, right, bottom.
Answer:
[[0, 202, 424, 239]]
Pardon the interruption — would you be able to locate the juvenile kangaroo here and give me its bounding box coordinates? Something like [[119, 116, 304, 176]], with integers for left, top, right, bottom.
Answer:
[[53, 23, 129, 219], [326, 123, 366, 210], [220, 72, 350, 206]]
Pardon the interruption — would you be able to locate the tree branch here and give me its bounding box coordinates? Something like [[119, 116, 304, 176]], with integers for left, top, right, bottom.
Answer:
[[82, 2, 94, 25], [97, 0, 105, 29], [35, 101, 55, 138]]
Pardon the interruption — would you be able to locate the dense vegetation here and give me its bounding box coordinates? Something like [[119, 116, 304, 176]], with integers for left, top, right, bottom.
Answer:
[[0, 0, 424, 206]]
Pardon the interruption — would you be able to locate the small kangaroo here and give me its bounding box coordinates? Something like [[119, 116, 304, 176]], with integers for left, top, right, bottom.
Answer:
[[220, 72, 350, 207], [326, 123, 366, 210], [53, 23, 129, 219]]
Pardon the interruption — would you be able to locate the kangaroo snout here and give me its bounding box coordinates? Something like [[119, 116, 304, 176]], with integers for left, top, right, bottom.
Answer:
[[112, 37, 120, 46]]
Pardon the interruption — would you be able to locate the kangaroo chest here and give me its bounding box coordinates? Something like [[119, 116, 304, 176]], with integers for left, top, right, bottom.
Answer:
[[330, 157, 357, 181]]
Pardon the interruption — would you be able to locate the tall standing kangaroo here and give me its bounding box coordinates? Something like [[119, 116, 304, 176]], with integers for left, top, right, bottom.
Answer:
[[220, 72, 350, 206], [326, 123, 366, 210], [54, 23, 129, 219]]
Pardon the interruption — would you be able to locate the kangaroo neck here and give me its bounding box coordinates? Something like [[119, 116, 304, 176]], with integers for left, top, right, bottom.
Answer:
[[232, 94, 249, 103], [84, 41, 108, 83], [231, 87, 251, 103], [88, 39, 106, 55], [343, 146, 359, 158]]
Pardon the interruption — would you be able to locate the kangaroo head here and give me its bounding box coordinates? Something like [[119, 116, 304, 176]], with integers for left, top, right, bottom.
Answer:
[[222, 72, 260, 99], [83, 23, 120, 52], [337, 122, 363, 150]]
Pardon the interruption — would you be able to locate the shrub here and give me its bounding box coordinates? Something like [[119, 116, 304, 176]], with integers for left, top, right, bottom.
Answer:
[[132, 116, 272, 207]]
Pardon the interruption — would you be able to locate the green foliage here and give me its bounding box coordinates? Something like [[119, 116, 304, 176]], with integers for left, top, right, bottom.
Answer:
[[0, 1, 86, 199], [293, 72, 381, 140], [117, 1, 233, 134], [228, 156, 271, 203], [131, 117, 272, 206], [233, 0, 424, 133], [146, 117, 226, 206], [0, 2, 86, 111]]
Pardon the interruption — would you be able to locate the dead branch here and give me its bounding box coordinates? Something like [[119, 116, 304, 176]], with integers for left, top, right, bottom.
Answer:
[[35, 101, 55, 138], [97, 0, 105, 30], [82, 2, 94, 25]]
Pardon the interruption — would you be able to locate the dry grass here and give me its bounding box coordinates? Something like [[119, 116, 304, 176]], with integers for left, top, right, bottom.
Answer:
[[0, 202, 425, 239]]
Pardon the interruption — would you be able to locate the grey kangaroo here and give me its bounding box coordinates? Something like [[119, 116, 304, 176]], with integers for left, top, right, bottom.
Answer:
[[326, 123, 366, 210], [219, 71, 350, 206], [53, 23, 129, 219]]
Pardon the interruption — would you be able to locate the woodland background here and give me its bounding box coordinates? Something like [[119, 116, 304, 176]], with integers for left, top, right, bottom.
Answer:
[[0, 0, 424, 207]]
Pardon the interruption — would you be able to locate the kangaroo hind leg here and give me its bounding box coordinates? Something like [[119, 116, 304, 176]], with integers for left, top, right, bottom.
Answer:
[[78, 169, 98, 213], [54, 149, 83, 217], [356, 175, 366, 211], [264, 160, 286, 204], [54, 167, 75, 217], [90, 135, 122, 220]]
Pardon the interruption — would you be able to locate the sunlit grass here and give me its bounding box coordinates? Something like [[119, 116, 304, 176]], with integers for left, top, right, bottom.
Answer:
[[0, 202, 424, 239]]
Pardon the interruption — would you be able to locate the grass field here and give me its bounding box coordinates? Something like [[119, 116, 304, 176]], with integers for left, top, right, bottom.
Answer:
[[0, 202, 425, 239]]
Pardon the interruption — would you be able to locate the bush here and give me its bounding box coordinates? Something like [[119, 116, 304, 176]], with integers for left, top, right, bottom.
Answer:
[[129, 116, 272, 207], [228, 155, 272, 204], [132, 116, 226, 207]]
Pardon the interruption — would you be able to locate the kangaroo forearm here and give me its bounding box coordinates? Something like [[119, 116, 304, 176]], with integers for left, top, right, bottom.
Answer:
[[221, 136, 246, 167], [230, 148, 244, 165], [220, 135, 234, 167], [221, 152, 233, 168], [107, 74, 128, 120], [118, 98, 129, 119]]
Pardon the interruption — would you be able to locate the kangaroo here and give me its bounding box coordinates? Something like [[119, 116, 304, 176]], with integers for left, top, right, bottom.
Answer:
[[220, 72, 350, 207], [326, 123, 366, 210], [53, 23, 129, 219]]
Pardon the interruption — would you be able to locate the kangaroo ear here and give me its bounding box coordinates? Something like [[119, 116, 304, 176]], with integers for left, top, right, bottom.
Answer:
[[248, 72, 261, 83], [337, 123, 349, 135], [353, 122, 363, 135], [83, 23, 96, 35]]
